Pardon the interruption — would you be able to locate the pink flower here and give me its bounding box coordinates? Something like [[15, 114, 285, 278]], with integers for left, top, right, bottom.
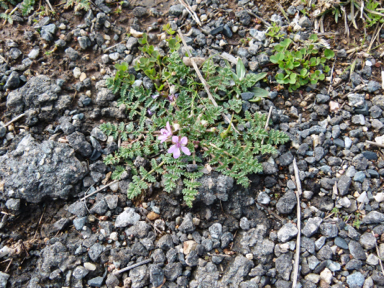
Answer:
[[168, 136, 191, 159], [158, 121, 172, 143]]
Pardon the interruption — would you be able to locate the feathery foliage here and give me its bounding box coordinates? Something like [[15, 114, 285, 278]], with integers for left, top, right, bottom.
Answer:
[[100, 29, 289, 207]]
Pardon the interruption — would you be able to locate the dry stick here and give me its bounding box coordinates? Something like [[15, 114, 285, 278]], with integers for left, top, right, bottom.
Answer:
[[367, 23, 384, 53], [327, 57, 336, 94], [138, 209, 162, 235], [45, 0, 54, 13], [261, 106, 273, 145], [277, 3, 289, 22], [292, 158, 302, 288], [178, 0, 201, 26], [366, 140, 384, 148], [381, 69, 384, 90], [246, 10, 271, 27], [104, 40, 125, 53], [80, 180, 119, 201], [114, 259, 152, 275], [0, 55, 7, 64], [4, 113, 25, 127], [372, 231, 384, 275], [177, 29, 240, 134]]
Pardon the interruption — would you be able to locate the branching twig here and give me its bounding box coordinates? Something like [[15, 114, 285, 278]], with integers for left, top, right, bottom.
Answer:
[[292, 158, 302, 288], [178, 0, 201, 26], [178, 29, 240, 134], [113, 259, 152, 275], [79, 180, 119, 201]]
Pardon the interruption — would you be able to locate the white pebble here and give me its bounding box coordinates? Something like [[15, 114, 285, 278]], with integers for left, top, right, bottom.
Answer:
[[73, 67, 81, 78]]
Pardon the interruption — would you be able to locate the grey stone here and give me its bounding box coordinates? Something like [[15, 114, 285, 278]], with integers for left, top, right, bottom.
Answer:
[[115, 208, 140, 228], [349, 241, 366, 260], [276, 190, 296, 214], [209, 223, 223, 239], [338, 175, 352, 196], [178, 214, 195, 233], [302, 217, 322, 237], [65, 47, 80, 61], [67, 132, 92, 157], [275, 253, 293, 281], [5, 198, 20, 211], [278, 151, 294, 166], [41, 24, 56, 41], [347, 272, 365, 288], [299, 16, 312, 27], [372, 95, 384, 109], [319, 222, 338, 238], [4, 71, 20, 89], [73, 266, 89, 279], [149, 264, 164, 287], [169, 4, 184, 16], [88, 243, 103, 261], [0, 134, 87, 203], [278, 223, 298, 242], [362, 211, 384, 224], [367, 80, 381, 92], [132, 6, 147, 17], [0, 272, 10, 288], [219, 256, 254, 286]]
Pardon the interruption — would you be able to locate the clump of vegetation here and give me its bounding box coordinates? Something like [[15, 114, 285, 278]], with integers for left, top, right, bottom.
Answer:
[[64, 0, 90, 12], [270, 34, 335, 92], [266, 22, 285, 42], [0, 0, 35, 24], [101, 27, 289, 207]]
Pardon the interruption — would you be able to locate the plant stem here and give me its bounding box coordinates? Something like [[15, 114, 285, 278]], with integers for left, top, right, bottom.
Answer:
[[143, 161, 164, 182], [208, 143, 241, 162]]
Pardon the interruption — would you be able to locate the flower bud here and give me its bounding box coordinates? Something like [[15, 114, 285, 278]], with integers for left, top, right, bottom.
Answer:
[[169, 85, 176, 95], [200, 120, 208, 127], [172, 123, 180, 131]]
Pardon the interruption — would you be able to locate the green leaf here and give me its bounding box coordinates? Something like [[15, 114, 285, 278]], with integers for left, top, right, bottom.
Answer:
[[138, 33, 147, 45], [249, 87, 269, 102], [236, 58, 246, 80], [324, 49, 335, 59], [309, 34, 318, 42], [300, 68, 308, 77]]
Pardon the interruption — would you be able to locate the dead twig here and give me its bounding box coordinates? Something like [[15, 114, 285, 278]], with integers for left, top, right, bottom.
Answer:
[[45, 0, 54, 12], [79, 180, 118, 201], [372, 231, 384, 276], [113, 259, 152, 275], [138, 208, 162, 235], [178, 0, 201, 26], [367, 23, 384, 53], [4, 113, 25, 127], [366, 140, 384, 149], [328, 57, 336, 94], [292, 158, 302, 288], [178, 29, 240, 134], [246, 10, 271, 27], [261, 106, 273, 145]]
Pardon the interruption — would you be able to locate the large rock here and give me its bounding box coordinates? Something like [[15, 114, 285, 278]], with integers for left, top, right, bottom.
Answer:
[[6, 75, 71, 121], [195, 173, 234, 205], [0, 134, 87, 203], [219, 256, 254, 286]]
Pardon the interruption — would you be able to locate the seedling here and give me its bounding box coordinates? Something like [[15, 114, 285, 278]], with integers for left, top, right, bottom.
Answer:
[[270, 34, 335, 92]]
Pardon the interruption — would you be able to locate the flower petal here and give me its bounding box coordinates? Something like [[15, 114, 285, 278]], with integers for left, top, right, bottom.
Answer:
[[172, 136, 179, 144], [168, 145, 177, 154], [158, 135, 167, 143], [166, 121, 171, 133], [181, 146, 191, 156], [180, 136, 188, 145], [173, 148, 181, 159]]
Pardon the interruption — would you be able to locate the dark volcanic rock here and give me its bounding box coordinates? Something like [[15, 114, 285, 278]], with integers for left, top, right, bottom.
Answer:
[[0, 134, 87, 203]]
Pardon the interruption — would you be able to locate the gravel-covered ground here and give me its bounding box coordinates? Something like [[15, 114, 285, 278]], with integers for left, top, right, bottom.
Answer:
[[1, 0, 384, 287]]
